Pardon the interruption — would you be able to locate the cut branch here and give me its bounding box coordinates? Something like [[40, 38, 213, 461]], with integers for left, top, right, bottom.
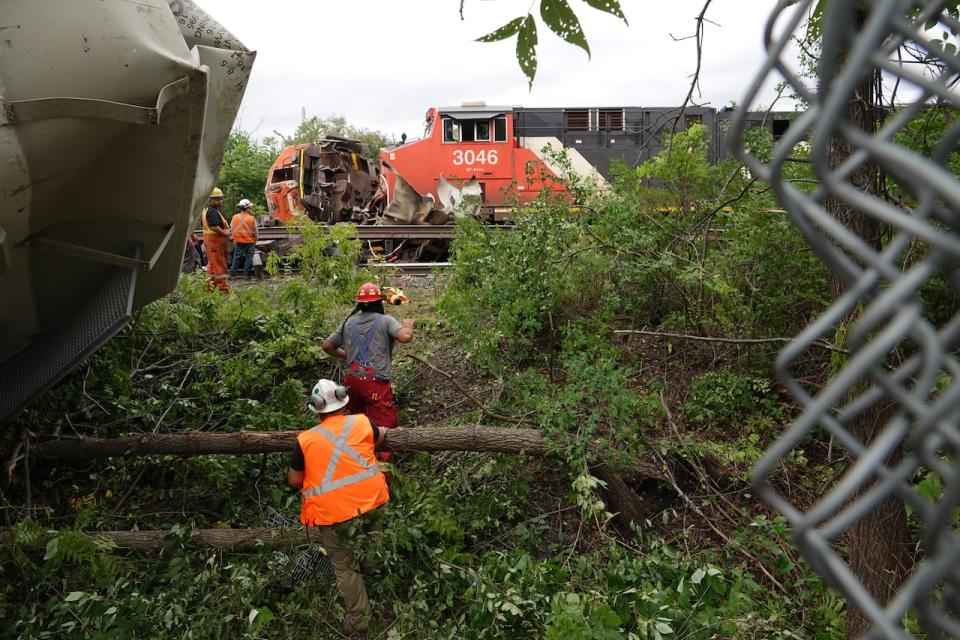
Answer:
[[614, 329, 849, 354]]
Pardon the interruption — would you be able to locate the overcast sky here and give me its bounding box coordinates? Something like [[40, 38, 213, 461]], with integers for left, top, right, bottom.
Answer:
[[196, 0, 793, 143]]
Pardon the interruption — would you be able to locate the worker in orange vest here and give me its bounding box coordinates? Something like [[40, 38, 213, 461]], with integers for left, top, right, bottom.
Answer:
[[229, 198, 258, 278], [201, 187, 230, 292], [287, 379, 388, 639]]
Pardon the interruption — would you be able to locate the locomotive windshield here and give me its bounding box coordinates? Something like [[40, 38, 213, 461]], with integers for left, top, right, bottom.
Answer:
[[442, 115, 507, 143], [442, 117, 460, 143]]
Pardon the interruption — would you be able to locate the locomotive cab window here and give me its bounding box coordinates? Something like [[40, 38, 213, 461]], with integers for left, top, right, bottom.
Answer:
[[460, 119, 491, 142], [494, 116, 507, 142], [475, 120, 491, 141], [443, 117, 461, 143], [271, 167, 295, 183]]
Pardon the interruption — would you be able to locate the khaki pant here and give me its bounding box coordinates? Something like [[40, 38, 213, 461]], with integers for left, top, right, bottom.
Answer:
[[314, 525, 370, 632]]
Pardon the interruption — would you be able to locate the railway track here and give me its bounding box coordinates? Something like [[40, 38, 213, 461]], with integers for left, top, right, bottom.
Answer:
[[195, 224, 461, 243], [236, 261, 450, 281], [193, 223, 502, 273], [369, 261, 451, 275]]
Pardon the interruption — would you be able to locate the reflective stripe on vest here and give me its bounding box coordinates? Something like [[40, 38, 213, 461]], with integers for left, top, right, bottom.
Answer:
[[348, 314, 384, 369], [202, 207, 228, 236], [231, 213, 256, 243], [301, 416, 378, 497], [298, 414, 388, 526]]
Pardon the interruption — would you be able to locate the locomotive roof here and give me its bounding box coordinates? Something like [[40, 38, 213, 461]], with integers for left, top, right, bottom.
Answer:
[[438, 105, 513, 119]]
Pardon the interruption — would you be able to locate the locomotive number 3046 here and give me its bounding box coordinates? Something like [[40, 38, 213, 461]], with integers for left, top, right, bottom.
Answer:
[[452, 149, 499, 166]]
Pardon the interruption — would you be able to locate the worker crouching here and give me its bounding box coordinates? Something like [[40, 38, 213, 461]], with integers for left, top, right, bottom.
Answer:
[[287, 379, 388, 639], [323, 282, 414, 463]]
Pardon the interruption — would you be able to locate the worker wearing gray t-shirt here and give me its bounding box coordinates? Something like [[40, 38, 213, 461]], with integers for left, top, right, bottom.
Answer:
[[323, 282, 413, 461]]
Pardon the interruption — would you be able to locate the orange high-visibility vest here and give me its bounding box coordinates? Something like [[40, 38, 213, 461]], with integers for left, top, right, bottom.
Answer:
[[298, 414, 389, 526], [202, 207, 229, 237], [230, 212, 257, 244]]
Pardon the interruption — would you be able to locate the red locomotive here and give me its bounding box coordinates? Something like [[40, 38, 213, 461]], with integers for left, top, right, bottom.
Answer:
[[265, 103, 793, 225]]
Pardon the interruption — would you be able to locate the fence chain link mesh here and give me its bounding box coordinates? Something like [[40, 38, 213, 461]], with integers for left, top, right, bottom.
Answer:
[[730, 1, 960, 637], [265, 507, 336, 590]]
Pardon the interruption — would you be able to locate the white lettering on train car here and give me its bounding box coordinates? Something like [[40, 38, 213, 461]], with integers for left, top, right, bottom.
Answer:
[[452, 149, 498, 166]]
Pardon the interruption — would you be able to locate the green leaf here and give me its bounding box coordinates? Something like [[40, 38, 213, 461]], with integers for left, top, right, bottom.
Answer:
[[476, 16, 525, 42], [541, 0, 590, 57], [691, 567, 705, 584], [517, 15, 539, 89], [64, 591, 85, 603], [44, 537, 59, 561], [917, 472, 943, 503], [251, 606, 275, 630], [582, 0, 628, 25], [655, 620, 674, 634]]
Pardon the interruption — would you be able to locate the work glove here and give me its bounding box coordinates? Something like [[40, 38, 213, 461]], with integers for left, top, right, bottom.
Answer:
[[383, 286, 409, 305]]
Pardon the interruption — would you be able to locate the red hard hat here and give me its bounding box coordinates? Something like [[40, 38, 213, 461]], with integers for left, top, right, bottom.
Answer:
[[355, 282, 382, 303]]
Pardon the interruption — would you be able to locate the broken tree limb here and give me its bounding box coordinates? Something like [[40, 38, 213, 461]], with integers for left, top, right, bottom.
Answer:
[[32, 427, 665, 480], [32, 427, 669, 529], [405, 354, 535, 425], [34, 426, 549, 460], [8, 527, 315, 552], [591, 464, 649, 532], [614, 329, 849, 354], [95, 527, 313, 551]]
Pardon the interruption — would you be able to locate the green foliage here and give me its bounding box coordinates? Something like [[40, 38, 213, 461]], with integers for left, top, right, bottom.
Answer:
[[540, 0, 590, 58], [544, 593, 622, 639], [216, 130, 280, 215], [475, 0, 627, 86], [266, 218, 366, 292], [601, 124, 827, 338], [683, 369, 781, 429], [275, 110, 392, 159], [2, 115, 857, 638]]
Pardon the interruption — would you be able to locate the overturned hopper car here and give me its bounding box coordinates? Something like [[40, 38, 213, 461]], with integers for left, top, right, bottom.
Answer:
[[0, 0, 255, 423]]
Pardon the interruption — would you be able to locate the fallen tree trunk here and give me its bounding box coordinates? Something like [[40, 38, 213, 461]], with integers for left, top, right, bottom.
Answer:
[[34, 427, 661, 474], [8, 527, 315, 551], [33, 426, 550, 460], [32, 426, 666, 528]]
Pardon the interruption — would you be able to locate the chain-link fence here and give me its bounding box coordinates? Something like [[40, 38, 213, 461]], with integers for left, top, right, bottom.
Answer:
[[730, 1, 960, 637], [265, 507, 336, 590]]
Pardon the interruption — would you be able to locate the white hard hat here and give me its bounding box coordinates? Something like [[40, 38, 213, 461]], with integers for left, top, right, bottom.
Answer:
[[238, 198, 253, 209], [308, 379, 349, 414]]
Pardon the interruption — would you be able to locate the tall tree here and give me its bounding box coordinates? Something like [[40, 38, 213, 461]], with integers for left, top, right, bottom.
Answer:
[[810, 3, 914, 636], [274, 110, 391, 161]]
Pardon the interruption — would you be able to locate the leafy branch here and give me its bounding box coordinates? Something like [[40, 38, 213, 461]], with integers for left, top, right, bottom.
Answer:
[[475, 0, 628, 87]]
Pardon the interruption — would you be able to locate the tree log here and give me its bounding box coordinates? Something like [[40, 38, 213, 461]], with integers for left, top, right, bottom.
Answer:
[[34, 426, 665, 481], [33, 427, 550, 460], [8, 527, 316, 551], [97, 527, 316, 550], [592, 464, 650, 533], [32, 427, 668, 527]]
